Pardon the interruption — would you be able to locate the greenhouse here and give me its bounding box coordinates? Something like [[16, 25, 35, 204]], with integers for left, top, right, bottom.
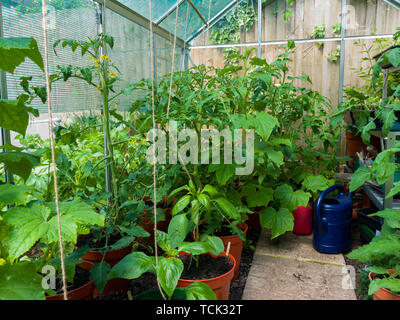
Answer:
[[0, 0, 399, 304]]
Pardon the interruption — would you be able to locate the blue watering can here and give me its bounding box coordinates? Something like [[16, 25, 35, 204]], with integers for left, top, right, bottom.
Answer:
[[313, 184, 353, 254]]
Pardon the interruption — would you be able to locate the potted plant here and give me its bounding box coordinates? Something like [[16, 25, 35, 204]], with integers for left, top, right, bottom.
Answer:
[[347, 208, 400, 300], [107, 214, 235, 300]]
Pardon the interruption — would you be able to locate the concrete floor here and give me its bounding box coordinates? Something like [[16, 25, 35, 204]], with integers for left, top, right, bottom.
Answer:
[[242, 229, 357, 300]]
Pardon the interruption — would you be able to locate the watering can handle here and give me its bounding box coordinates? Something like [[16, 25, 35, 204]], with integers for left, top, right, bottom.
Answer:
[[315, 184, 346, 220]]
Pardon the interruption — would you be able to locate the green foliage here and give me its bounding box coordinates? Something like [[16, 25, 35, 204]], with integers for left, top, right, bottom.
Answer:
[[311, 24, 326, 49]]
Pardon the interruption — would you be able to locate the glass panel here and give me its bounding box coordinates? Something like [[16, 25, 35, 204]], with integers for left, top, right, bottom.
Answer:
[[346, 0, 400, 36], [155, 34, 184, 79], [1, 0, 101, 116], [118, 0, 178, 21], [191, 0, 233, 21], [193, 0, 258, 46], [159, 0, 203, 40], [106, 7, 152, 109]]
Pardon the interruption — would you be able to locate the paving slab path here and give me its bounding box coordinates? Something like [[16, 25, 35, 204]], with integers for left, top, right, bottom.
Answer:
[[242, 229, 357, 300]]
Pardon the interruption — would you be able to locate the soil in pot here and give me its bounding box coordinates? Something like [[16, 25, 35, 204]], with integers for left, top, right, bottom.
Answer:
[[46, 265, 94, 300], [179, 254, 233, 280], [177, 253, 235, 300]]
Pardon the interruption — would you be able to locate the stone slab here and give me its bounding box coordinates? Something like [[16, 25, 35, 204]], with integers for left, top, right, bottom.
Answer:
[[242, 254, 356, 300], [255, 229, 346, 266]]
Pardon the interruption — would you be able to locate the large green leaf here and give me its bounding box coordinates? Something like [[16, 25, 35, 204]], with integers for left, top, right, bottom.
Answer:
[[3, 203, 50, 260], [347, 235, 400, 263], [0, 37, 44, 73], [369, 278, 400, 296], [274, 184, 310, 211], [349, 166, 371, 192], [0, 262, 45, 300], [0, 184, 32, 206], [108, 252, 155, 280], [0, 98, 39, 136], [213, 197, 241, 221], [155, 257, 184, 299], [386, 181, 400, 199], [184, 282, 217, 300], [215, 164, 235, 186], [168, 214, 189, 249], [178, 241, 210, 255], [252, 112, 279, 141], [266, 149, 284, 167], [90, 261, 111, 294], [369, 209, 400, 229], [260, 207, 294, 239], [302, 175, 332, 194], [241, 185, 274, 208], [0, 151, 40, 181], [171, 195, 191, 216], [202, 235, 225, 256]]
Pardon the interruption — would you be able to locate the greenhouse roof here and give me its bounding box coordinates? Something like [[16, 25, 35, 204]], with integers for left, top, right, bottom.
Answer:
[[384, 0, 400, 9], [93, 0, 243, 46]]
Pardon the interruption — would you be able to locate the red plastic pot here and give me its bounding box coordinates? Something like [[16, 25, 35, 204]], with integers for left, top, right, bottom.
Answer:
[[176, 252, 236, 300], [219, 223, 248, 281], [369, 269, 400, 300], [292, 204, 313, 235], [46, 262, 95, 300]]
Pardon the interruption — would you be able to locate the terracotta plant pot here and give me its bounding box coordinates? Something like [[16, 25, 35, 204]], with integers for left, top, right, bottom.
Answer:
[[80, 242, 133, 296], [369, 269, 400, 300], [219, 223, 248, 281], [46, 262, 95, 300], [176, 252, 236, 300], [346, 131, 363, 157]]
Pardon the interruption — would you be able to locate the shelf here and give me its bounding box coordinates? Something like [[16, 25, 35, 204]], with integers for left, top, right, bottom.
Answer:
[[363, 182, 400, 211]]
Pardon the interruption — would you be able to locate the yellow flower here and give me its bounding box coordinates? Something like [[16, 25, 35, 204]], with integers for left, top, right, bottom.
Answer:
[[100, 54, 108, 61], [0, 258, 5, 266], [109, 71, 117, 78], [96, 86, 102, 92]]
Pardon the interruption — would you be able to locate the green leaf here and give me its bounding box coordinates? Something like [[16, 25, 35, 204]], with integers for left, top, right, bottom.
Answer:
[[3, 203, 50, 260], [302, 175, 332, 194], [274, 184, 311, 211], [202, 184, 219, 198], [52, 198, 105, 228], [108, 252, 155, 280], [0, 37, 44, 73], [0, 151, 39, 181], [215, 164, 235, 186], [369, 278, 400, 296], [171, 195, 191, 216], [119, 225, 149, 238], [197, 193, 211, 210], [241, 185, 274, 208], [349, 166, 371, 192], [110, 236, 136, 250], [0, 262, 45, 300], [213, 197, 241, 221], [361, 121, 376, 144], [252, 112, 279, 141], [347, 235, 400, 263], [155, 257, 184, 299], [369, 209, 400, 229], [202, 235, 225, 256], [0, 184, 32, 206], [184, 282, 217, 300], [266, 149, 284, 167], [90, 261, 111, 294], [178, 241, 210, 255], [387, 181, 400, 199], [0, 98, 39, 136], [168, 214, 189, 249], [260, 207, 294, 239]]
